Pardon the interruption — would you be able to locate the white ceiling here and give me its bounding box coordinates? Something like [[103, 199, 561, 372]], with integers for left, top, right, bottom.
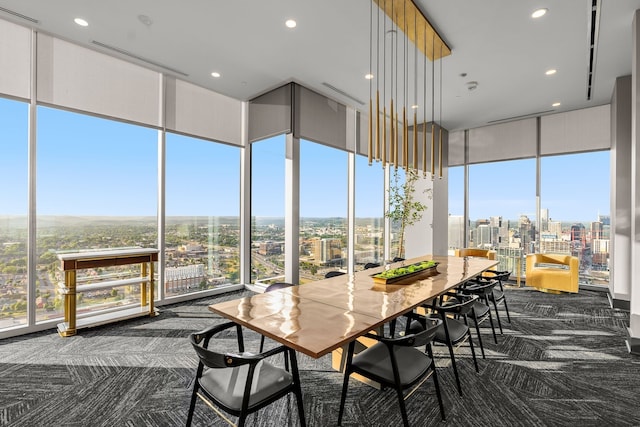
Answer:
[[1, 0, 640, 131]]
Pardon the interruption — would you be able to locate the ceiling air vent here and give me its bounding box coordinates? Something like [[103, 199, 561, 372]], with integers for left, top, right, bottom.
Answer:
[[91, 40, 189, 77], [587, 0, 601, 100], [321, 82, 366, 106], [0, 6, 39, 24]]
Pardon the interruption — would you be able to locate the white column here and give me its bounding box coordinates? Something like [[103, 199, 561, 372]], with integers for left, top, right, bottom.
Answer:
[[629, 10, 640, 353], [610, 75, 632, 310]]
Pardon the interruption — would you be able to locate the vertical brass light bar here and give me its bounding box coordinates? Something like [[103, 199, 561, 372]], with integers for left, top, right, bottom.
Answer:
[[390, 98, 395, 166], [413, 109, 418, 170], [375, 90, 380, 161], [422, 16, 427, 175], [403, 106, 408, 168], [368, 99, 373, 165], [368, 0, 373, 165], [375, 2, 381, 162], [438, 43, 443, 178], [393, 108, 400, 169], [439, 126, 443, 178], [382, 105, 387, 165], [431, 123, 435, 175]]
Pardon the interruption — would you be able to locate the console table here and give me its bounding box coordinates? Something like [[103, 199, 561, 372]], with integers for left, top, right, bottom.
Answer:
[[56, 248, 159, 337]]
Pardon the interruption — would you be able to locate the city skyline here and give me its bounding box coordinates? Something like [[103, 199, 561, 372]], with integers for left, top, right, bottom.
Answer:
[[2, 98, 610, 222]]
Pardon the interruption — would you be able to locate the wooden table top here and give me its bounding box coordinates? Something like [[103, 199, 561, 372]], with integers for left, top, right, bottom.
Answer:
[[208, 255, 497, 358]]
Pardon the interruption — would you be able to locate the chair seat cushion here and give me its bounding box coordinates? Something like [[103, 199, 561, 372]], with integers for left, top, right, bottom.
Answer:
[[199, 359, 293, 411], [434, 317, 469, 344], [472, 301, 490, 318], [491, 288, 504, 302], [352, 342, 432, 386]]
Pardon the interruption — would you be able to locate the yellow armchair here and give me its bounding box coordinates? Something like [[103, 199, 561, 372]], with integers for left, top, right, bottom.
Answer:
[[525, 253, 579, 294], [454, 248, 497, 260]]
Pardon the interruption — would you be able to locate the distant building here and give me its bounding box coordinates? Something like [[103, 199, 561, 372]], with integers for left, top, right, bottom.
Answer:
[[448, 215, 465, 249], [313, 238, 342, 265]]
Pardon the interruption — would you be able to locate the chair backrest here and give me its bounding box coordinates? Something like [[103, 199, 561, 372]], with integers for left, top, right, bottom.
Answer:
[[363, 262, 380, 270], [189, 322, 245, 369], [392, 257, 405, 263], [462, 278, 498, 297], [436, 294, 479, 317], [264, 282, 296, 293], [324, 270, 346, 278], [454, 248, 497, 260]]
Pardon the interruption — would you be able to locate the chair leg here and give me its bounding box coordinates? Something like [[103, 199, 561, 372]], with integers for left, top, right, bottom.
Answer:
[[445, 339, 462, 396], [395, 385, 410, 427], [503, 298, 512, 323], [259, 335, 265, 352], [428, 346, 446, 421], [337, 342, 356, 425], [485, 302, 498, 344], [467, 329, 479, 373], [473, 317, 486, 359], [491, 297, 504, 334], [186, 380, 200, 427], [289, 350, 306, 427]]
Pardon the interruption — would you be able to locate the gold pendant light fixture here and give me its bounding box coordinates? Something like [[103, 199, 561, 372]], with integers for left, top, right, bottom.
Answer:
[[367, 0, 450, 177]]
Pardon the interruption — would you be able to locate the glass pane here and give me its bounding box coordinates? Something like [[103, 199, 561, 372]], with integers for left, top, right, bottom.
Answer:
[[448, 166, 465, 253], [355, 156, 384, 271], [468, 159, 536, 277], [388, 168, 406, 260], [251, 135, 286, 284], [36, 107, 158, 322], [300, 140, 347, 282], [541, 151, 610, 287], [0, 98, 28, 330], [165, 133, 240, 296]]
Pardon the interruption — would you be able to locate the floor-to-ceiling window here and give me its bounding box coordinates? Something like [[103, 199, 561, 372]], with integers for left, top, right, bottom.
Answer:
[[299, 140, 347, 281], [541, 151, 610, 286], [355, 155, 384, 270], [468, 158, 536, 276], [36, 107, 158, 322], [165, 133, 240, 296], [251, 135, 286, 284], [447, 165, 465, 253], [0, 98, 28, 329]]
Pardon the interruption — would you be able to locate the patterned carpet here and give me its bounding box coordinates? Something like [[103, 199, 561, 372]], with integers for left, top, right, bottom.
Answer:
[[1, 286, 639, 427]]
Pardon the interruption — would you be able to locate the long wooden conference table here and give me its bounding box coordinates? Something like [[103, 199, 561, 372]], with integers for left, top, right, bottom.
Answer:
[[208, 255, 498, 359]]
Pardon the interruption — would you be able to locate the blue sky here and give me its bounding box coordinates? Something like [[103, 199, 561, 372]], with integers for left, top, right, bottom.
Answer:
[[1, 97, 610, 222]]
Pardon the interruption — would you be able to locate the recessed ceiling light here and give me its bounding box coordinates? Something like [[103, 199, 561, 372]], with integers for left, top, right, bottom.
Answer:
[[285, 19, 297, 28], [211, 72, 221, 78], [365, 73, 374, 80], [532, 8, 547, 19], [545, 69, 557, 75], [74, 18, 89, 27], [552, 102, 561, 107]]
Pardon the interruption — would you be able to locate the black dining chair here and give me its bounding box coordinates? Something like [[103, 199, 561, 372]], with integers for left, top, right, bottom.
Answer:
[[456, 278, 499, 358], [338, 315, 446, 426], [187, 321, 306, 427], [363, 262, 381, 269], [482, 269, 512, 333], [408, 294, 480, 396]]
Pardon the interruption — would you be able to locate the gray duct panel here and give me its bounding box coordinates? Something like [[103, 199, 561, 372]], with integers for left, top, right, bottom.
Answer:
[[294, 85, 347, 150], [248, 83, 292, 142], [541, 105, 611, 155], [448, 130, 465, 166], [0, 18, 31, 100], [468, 118, 537, 164], [36, 33, 161, 127], [165, 77, 242, 146]]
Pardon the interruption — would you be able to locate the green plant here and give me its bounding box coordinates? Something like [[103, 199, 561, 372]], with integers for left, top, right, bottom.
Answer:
[[386, 168, 432, 259]]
